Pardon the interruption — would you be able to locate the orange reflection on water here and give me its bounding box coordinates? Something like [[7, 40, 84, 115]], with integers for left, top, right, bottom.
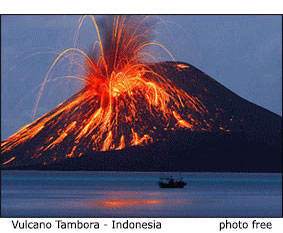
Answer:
[[90, 199, 165, 208]]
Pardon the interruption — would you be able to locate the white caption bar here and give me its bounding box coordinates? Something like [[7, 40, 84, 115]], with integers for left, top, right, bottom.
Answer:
[[0, 218, 282, 233]]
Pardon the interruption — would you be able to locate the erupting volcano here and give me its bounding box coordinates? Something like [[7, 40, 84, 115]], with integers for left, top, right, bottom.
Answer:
[[1, 16, 282, 172]]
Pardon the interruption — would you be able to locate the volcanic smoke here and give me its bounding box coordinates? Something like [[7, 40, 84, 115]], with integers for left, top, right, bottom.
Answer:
[[2, 16, 230, 167]]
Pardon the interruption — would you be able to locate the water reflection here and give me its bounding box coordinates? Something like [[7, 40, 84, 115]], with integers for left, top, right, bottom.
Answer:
[[91, 199, 165, 208], [79, 190, 190, 209], [3, 171, 280, 217]]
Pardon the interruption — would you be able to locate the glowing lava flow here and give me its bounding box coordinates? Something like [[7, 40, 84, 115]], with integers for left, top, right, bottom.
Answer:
[[1, 16, 216, 166]]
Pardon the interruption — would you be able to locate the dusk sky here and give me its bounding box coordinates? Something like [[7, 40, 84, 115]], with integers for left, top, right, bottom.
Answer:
[[1, 15, 282, 140]]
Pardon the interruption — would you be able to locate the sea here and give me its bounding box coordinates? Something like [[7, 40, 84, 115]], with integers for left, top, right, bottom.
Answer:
[[1, 171, 282, 217]]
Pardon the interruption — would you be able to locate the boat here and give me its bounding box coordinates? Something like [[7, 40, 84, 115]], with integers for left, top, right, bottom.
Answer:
[[158, 176, 187, 188]]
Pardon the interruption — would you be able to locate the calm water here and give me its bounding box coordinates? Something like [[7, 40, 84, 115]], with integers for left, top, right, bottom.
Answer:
[[1, 171, 282, 217]]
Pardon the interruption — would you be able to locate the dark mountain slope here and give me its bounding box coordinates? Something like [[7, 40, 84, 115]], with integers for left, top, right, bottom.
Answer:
[[2, 62, 282, 172]]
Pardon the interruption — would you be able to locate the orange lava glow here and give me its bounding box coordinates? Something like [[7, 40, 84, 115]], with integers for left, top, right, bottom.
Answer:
[[177, 64, 189, 69], [2, 156, 15, 165], [1, 16, 229, 165]]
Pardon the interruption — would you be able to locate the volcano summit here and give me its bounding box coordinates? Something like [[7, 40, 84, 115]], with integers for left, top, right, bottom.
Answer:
[[1, 16, 282, 172], [2, 61, 281, 172]]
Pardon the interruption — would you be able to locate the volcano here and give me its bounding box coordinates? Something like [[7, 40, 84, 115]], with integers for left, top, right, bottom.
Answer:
[[1, 16, 282, 172], [2, 61, 282, 172]]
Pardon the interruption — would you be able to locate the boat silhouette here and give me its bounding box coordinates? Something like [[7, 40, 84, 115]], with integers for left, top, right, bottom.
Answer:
[[158, 176, 187, 188]]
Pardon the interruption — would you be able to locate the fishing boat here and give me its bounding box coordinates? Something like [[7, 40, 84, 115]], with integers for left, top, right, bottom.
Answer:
[[158, 176, 187, 188]]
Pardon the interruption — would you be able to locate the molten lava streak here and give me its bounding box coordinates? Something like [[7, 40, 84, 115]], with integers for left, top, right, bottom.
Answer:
[[1, 16, 216, 166]]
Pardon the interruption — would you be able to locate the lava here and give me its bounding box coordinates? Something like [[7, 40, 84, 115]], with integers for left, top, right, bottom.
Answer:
[[2, 15, 220, 166]]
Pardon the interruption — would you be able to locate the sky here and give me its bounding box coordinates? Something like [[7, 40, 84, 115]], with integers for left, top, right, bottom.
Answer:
[[1, 15, 282, 140]]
